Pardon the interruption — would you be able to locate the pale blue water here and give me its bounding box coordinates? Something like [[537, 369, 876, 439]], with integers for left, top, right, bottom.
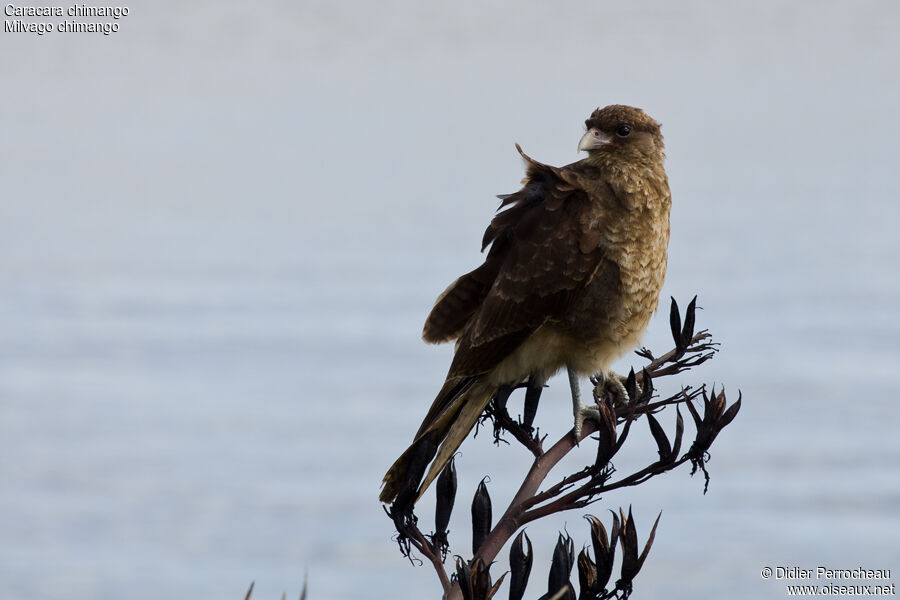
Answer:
[[2, 2, 900, 599]]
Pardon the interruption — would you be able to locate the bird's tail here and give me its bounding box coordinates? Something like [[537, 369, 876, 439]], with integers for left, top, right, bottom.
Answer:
[[380, 376, 495, 505]]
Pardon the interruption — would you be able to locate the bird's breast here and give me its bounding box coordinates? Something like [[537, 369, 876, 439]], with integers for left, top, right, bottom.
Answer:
[[563, 188, 671, 373], [488, 177, 671, 384]]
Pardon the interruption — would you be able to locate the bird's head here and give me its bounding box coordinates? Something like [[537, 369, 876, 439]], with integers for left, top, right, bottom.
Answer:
[[578, 105, 664, 163]]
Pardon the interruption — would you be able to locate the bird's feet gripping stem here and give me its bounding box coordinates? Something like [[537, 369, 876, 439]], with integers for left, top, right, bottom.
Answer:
[[570, 367, 638, 441], [591, 369, 635, 408], [568, 366, 603, 441]]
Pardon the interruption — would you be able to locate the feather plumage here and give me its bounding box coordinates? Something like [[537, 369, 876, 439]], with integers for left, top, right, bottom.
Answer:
[[381, 105, 671, 505]]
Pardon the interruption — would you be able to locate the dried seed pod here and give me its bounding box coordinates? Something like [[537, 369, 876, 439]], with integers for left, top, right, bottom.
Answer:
[[669, 297, 684, 353], [688, 387, 741, 459], [719, 391, 742, 428], [584, 515, 614, 590], [470, 558, 494, 600], [509, 531, 533, 600], [646, 413, 672, 463], [471, 479, 492, 555], [637, 368, 654, 404], [547, 533, 575, 600], [682, 296, 697, 345], [685, 392, 703, 429], [618, 508, 661, 585], [624, 368, 637, 402], [456, 557, 474, 600], [671, 406, 685, 459], [435, 457, 458, 537], [594, 400, 618, 468], [576, 547, 597, 599]]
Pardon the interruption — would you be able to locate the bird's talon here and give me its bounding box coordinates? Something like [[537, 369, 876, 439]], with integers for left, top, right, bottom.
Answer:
[[573, 404, 603, 443], [593, 370, 640, 407]]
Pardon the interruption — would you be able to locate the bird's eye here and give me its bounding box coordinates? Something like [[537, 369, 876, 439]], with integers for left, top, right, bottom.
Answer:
[[616, 124, 631, 137]]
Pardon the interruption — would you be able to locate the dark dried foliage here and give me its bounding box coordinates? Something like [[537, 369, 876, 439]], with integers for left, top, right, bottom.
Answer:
[[385, 297, 741, 600]]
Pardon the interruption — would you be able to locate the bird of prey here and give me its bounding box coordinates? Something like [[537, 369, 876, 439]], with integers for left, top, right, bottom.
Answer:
[[380, 105, 671, 506]]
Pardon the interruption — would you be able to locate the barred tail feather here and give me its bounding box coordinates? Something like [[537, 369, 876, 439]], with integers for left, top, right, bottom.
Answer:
[[380, 378, 495, 504], [414, 379, 493, 502]]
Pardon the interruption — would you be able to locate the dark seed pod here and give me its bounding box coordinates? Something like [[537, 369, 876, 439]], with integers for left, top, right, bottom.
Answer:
[[668, 297, 683, 353], [547, 533, 575, 600], [646, 414, 672, 463], [508, 531, 533, 600], [618, 508, 661, 586], [470, 558, 494, 600], [688, 387, 740, 461], [638, 368, 654, 404], [586, 514, 616, 590], [456, 557, 474, 600], [671, 406, 684, 459], [471, 479, 492, 555], [594, 401, 618, 468], [576, 547, 598, 599], [624, 368, 637, 402], [619, 508, 639, 584], [685, 393, 703, 429], [719, 392, 742, 429], [682, 295, 698, 345], [435, 457, 458, 536]]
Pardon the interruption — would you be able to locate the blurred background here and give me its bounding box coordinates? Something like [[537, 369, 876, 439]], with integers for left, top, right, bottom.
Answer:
[[2, 1, 899, 598]]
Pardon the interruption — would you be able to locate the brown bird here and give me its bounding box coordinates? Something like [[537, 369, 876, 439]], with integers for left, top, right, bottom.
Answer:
[[380, 105, 671, 506]]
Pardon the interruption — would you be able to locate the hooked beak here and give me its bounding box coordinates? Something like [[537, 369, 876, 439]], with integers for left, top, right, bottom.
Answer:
[[578, 128, 613, 152]]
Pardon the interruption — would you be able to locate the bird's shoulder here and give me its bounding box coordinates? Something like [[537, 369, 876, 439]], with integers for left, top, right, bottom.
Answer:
[[480, 147, 617, 257]]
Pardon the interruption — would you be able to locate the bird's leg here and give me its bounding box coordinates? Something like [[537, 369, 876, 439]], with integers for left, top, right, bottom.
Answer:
[[591, 370, 635, 407], [569, 366, 602, 441]]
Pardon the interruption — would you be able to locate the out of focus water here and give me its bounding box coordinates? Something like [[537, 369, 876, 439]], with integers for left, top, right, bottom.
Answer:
[[2, 2, 899, 599]]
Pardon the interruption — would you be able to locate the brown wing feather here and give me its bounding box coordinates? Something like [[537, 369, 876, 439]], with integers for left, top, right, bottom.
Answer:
[[421, 145, 569, 346], [422, 262, 497, 344], [448, 162, 610, 378]]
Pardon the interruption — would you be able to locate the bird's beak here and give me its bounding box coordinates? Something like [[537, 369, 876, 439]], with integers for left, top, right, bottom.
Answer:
[[578, 128, 613, 152]]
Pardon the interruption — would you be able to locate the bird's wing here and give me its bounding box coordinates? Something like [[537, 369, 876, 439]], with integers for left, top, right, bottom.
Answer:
[[422, 261, 497, 344], [416, 153, 617, 434], [447, 152, 617, 378], [423, 148, 615, 347]]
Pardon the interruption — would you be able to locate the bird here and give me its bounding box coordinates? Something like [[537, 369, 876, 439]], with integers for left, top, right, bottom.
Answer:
[[380, 105, 671, 506]]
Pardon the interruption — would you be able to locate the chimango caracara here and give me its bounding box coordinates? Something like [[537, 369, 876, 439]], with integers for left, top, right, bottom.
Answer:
[[381, 105, 671, 506]]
